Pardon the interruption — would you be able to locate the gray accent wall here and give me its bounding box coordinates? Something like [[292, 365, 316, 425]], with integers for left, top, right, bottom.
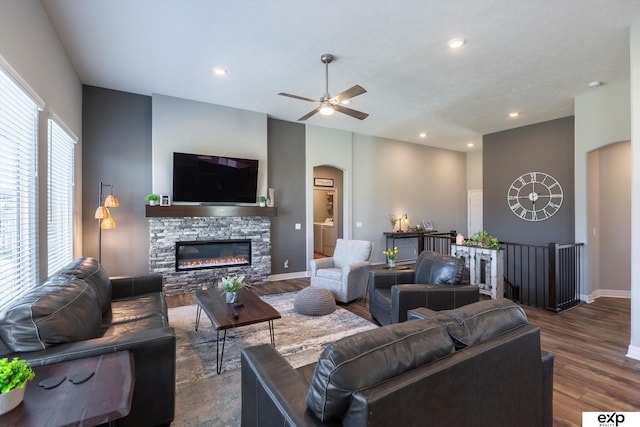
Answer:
[[82, 86, 152, 276], [483, 117, 575, 245], [267, 119, 307, 274]]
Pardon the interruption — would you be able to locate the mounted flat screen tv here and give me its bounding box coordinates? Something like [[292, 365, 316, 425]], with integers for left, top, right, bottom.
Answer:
[[172, 152, 259, 203]]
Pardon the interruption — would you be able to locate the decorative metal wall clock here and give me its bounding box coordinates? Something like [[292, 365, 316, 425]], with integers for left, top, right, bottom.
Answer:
[[507, 172, 563, 221]]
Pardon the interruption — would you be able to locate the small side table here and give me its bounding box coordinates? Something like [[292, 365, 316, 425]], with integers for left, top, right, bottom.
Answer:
[[0, 351, 134, 427]]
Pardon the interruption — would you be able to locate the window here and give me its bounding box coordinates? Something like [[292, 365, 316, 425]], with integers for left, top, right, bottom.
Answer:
[[0, 67, 41, 305], [48, 118, 76, 273]]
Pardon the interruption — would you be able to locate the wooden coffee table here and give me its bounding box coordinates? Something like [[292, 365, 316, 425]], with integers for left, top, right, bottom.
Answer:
[[194, 288, 281, 374], [0, 351, 134, 426]]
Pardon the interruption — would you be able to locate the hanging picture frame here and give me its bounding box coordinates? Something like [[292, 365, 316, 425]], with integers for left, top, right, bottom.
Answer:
[[314, 178, 334, 187]]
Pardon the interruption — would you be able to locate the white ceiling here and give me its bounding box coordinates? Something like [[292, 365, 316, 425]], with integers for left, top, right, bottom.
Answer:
[[41, 0, 640, 152]]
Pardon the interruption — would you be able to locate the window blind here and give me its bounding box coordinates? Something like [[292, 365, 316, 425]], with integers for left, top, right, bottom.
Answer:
[[48, 119, 75, 274], [0, 68, 40, 305]]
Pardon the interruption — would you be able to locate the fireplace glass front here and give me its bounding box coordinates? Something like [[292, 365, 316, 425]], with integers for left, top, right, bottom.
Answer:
[[175, 240, 252, 271]]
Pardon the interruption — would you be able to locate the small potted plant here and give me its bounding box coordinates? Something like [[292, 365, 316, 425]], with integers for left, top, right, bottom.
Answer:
[[258, 196, 267, 207], [0, 357, 35, 415], [145, 194, 160, 206], [466, 230, 500, 250], [217, 275, 252, 303], [382, 246, 399, 268]]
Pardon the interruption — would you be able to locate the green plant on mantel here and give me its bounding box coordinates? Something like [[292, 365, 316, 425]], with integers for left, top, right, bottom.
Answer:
[[145, 194, 160, 202], [0, 357, 35, 394], [466, 230, 501, 250]]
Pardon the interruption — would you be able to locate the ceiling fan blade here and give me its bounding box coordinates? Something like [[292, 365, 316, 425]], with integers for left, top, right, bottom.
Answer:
[[333, 104, 369, 120], [298, 107, 321, 121], [278, 92, 320, 103], [331, 85, 367, 103]]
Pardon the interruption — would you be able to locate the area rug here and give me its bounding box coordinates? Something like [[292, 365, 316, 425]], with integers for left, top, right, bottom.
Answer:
[[169, 291, 377, 426]]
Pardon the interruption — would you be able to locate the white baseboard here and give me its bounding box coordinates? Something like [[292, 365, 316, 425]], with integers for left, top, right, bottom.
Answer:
[[627, 344, 640, 361], [586, 289, 632, 302], [269, 271, 309, 281]]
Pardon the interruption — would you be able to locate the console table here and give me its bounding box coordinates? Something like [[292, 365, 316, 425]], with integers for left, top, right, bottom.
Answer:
[[451, 244, 504, 299], [383, 231, 439, 258]]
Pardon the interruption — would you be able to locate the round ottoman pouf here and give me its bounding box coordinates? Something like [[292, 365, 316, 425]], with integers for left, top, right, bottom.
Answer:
[[294, 286, 336, 316]]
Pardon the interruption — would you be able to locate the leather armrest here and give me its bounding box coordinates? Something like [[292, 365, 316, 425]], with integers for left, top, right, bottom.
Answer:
[[541, 350, 555, 427], [241, 344, 326, 426], [391, 284, 479, 323], [369, 270, 415, 291], [111, 274, 163, 299]]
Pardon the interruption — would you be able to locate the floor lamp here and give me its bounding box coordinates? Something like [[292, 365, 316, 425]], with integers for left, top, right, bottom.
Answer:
[[95, 182, 119, 264]]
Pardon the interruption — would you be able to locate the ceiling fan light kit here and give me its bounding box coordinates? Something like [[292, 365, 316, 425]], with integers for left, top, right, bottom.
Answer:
[[278, 53, 369, 121]]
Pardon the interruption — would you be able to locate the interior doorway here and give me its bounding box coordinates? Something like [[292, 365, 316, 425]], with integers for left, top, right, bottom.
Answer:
[[587, 141, 631, 297], [313, 166, 343, 258]]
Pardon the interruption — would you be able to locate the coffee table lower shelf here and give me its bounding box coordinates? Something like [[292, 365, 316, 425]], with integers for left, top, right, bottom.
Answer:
[[194, 288, 281, 374]]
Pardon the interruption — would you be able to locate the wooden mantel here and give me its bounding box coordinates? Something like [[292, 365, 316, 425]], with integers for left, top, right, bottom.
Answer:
[[145, 205, 277, 218]]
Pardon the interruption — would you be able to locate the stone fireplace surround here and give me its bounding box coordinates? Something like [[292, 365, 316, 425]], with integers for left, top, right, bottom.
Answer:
[[147, 206, 275, 295]]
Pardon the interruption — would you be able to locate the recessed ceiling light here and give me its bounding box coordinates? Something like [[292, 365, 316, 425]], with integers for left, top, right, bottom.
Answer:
[[447, 38, 466, 49], [419, 132, 427, 138], [509, 112, 520, 118], [467, 143, 474, 147], [588, 80, 604, 88], [212, 67, 227, 76]]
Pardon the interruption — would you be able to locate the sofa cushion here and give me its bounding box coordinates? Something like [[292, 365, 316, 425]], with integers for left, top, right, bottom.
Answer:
[[109, 293, 168, 325], [0, 275, 102, 352], [419, 299, 529, 349], [57, 257, 112, 314], [414, 251, 464, 285], [305, 318, 455, 421]]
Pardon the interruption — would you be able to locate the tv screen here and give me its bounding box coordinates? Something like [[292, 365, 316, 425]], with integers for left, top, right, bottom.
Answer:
[[172, 152, 259, 203]]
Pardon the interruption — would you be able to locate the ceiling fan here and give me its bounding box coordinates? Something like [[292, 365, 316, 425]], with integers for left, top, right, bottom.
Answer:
[[278, 54, 369, 121]]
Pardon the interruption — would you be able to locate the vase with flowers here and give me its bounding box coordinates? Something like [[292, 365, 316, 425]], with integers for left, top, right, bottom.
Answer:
[[386, 214, 399, 232], [382, 246, 399, 268], [217, 275, 252, 304]]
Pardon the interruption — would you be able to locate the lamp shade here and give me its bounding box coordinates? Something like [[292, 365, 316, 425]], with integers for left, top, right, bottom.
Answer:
[[101, 216, 116, 229], [94, 206, 111, 219], [104, 194, 120, 208]]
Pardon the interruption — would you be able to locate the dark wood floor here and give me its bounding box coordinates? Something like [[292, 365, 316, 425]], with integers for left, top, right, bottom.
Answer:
[[166, 278, 640, 426]]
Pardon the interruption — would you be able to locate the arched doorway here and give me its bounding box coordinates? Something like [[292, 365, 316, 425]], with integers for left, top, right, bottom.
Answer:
[[313, 166, 343, 258]]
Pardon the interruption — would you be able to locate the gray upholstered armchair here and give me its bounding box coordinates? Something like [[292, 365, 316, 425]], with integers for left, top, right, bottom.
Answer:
[[309, 239, 374, 303]]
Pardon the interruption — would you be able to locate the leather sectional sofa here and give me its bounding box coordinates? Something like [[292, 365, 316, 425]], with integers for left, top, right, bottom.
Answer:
[[369, 250, 480, 325], [241, 299, 553, 426], [0, 257, 175, 427]]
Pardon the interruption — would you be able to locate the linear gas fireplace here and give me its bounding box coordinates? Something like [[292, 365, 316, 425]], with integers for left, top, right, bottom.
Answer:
[[175, 240, 252, 272]]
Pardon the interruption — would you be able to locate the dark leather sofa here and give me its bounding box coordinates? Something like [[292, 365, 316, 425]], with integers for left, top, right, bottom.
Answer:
[[369, 250, 480, 325], [0, 257, 175, 427], [241, 299, 554, 426]]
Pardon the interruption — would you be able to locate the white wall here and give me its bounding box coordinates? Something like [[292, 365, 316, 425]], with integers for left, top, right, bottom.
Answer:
[[629, 22, 640, 360], [466, 149, 483, 190], [0, 0, 82, 276], [574, 80, 631, 296], [151, 94, 268, 199], [352, 134, 467, 264]]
